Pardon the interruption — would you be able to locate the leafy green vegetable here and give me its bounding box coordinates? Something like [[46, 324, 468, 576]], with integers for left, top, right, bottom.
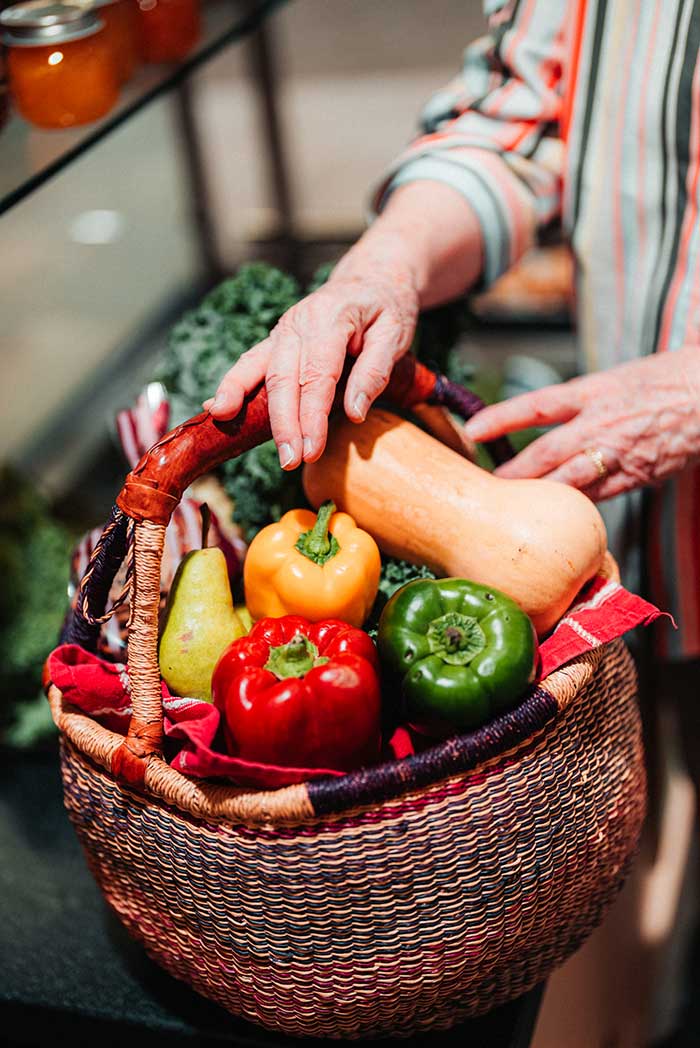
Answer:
[[0, 466, 74, 744], [377, 556, 437, 603], [366, 557, 437, 639], [306, 260, 336, 293], [2, 689, 57, 751], [154, 263, 305, 539], [155, 263, 301, 428], [218, 440, 302, 543]]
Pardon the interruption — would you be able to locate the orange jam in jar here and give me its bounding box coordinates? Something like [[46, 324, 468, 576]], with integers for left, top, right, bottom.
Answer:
[[1, 1, 119, 129], [0, 48, 8, 133], [136, 0, 200, 64], [92, 0, 139, 84]]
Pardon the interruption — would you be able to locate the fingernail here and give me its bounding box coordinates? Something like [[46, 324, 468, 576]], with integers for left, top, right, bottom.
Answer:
[[353, 393, 369, 420], [212, 392, 224, 407], [279, 442, 294, 468], [303, 437, 315, 459], [202, 398, 213, 410]]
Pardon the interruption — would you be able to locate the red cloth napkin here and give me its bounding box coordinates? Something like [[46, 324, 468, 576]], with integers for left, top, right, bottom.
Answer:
[[47, 572, 670, 787], [48, 644, 344, 789], [537, 572, 671, 678]]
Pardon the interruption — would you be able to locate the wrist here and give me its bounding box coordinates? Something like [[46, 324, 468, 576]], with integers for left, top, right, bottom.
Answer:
[[330, 225, 424, 301], [333, 180, 484, 310]]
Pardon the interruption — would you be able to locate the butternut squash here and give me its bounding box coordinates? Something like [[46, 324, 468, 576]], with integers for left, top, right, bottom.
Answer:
[[302, 409, 607, 635]]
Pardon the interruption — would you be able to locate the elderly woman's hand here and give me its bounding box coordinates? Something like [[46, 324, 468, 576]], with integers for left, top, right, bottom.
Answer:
[[205, 246, 419, 470], [464, 347, 700, 500], [204, 181, 486, 469]]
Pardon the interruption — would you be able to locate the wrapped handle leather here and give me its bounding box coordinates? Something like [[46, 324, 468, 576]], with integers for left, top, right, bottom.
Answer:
[[62, 353, 514, 787], [117, 389, 272, 525], [115, 357, 513, 526]]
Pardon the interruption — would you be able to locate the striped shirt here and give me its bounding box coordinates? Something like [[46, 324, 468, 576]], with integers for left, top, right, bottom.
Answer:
[[376, 0, 700, 659]]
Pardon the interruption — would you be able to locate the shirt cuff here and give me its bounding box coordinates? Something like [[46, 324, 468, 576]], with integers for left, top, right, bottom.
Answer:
[[372, 152, 530, 289]]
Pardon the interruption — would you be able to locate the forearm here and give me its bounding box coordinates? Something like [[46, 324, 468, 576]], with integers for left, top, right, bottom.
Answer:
[[330, 181, 485, 311]]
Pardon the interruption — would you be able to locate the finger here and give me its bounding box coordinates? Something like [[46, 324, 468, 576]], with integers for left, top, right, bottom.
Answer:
[[492, 422, 587, 479], [298, 327, 352, 463], [343, 311, 413, 422], [542, 446, 617, 490], [265, 331, 303, 470], [583, 472, 630, 502], [208, 339, 272, 420], [463, 383, 583, 442]]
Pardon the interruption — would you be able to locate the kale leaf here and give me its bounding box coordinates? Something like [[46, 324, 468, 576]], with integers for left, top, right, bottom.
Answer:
[[155, 263, 301, 427], [154, 263, 304, 539], [0, 466, 74, 744], [366, 556, 437, 639]]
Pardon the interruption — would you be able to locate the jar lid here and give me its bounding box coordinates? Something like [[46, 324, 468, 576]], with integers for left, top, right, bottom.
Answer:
[[0, 2, 103, 46]]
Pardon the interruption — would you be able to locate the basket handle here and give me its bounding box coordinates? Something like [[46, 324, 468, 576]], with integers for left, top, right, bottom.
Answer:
[[65, 354, 515, 787], [115, 358, 513, 525]]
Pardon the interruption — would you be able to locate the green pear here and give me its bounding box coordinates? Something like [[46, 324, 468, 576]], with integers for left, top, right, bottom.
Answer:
[[158, 546, 246, 702]]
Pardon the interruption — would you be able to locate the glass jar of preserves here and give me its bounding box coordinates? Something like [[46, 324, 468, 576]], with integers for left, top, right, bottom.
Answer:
[[0, 1, 119, 129], [0, 48, 8, 134], [136, 0, 200, 64], [91, 0, 139, 84]]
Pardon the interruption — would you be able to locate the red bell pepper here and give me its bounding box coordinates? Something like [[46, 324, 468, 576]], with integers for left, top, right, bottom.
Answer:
[[211, 615, 382, 771]]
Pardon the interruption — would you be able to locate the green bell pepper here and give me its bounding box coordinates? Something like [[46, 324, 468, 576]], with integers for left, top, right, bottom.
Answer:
[[377, 577, 538, 736]]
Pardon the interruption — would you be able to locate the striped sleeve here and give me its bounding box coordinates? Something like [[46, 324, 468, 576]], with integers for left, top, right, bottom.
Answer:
[[373, 0, 569, 287]]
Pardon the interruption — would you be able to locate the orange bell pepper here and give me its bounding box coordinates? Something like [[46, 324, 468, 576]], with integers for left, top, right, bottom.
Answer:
[[243, 501, 381, 628]]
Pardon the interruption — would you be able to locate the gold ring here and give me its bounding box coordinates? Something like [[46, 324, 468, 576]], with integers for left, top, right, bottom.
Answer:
[[585, 447, 608, 480]]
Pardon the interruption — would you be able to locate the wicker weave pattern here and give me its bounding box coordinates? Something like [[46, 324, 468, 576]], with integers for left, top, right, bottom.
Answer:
[[60, 639, 645, 1039]]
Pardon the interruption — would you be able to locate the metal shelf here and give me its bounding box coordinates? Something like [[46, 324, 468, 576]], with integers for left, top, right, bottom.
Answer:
[[0, 0, 285, 216]]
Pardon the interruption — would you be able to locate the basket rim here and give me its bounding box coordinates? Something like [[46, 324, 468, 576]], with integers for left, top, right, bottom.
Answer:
[[48, 639, 614, 826]]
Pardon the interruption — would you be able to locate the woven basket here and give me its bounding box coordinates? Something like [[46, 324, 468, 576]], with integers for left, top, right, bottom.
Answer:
[[47, 358, 646, 1040]]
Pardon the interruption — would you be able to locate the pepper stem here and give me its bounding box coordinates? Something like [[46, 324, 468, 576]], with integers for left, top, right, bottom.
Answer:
[[295, 500, 340, 566], [264, 632, 329, 679], [427, 612, 486, 666]]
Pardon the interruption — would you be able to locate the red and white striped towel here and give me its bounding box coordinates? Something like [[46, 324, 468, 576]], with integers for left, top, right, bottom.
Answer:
[[69, 383, 246, 658], [537, 572, 670, 678]]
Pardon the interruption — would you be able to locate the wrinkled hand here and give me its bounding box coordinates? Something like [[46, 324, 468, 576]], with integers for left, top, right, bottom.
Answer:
[[464, 347, 700, 500], [204, 253, 419, 469]]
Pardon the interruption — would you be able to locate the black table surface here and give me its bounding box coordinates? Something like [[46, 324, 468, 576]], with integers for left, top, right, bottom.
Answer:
[[0, 739, 543, 1048]]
